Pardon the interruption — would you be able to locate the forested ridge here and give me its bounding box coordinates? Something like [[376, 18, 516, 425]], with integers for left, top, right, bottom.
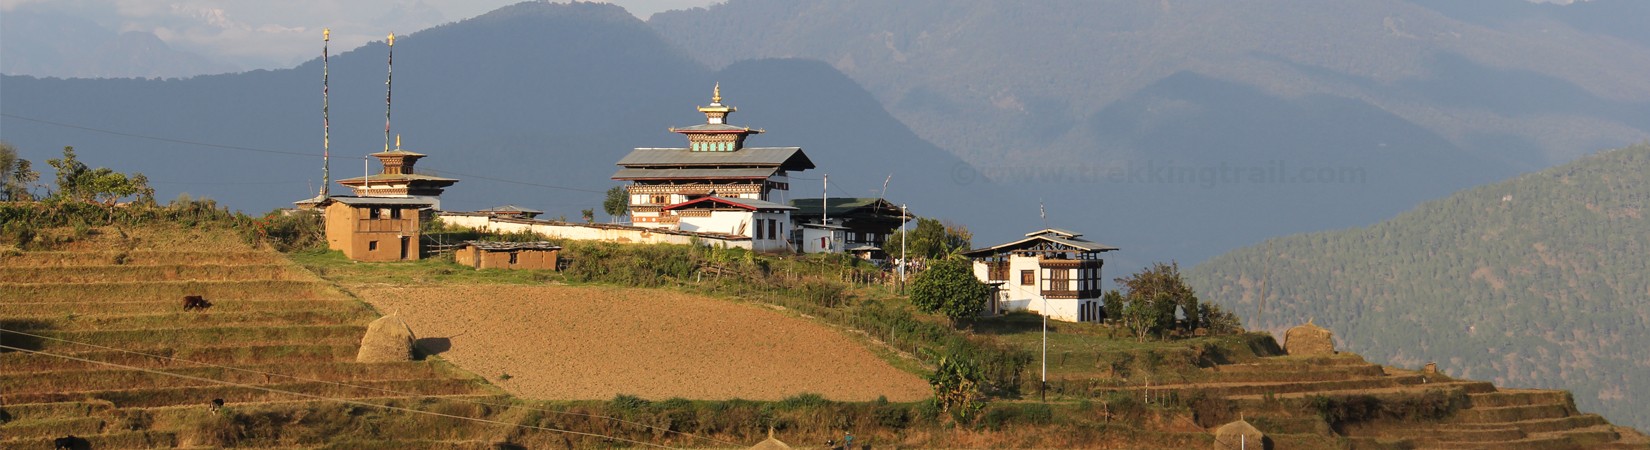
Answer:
[[1189, 143, 1650, 430]]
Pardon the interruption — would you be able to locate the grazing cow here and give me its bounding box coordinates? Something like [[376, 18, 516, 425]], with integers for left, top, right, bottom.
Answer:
[[183, 295, 212, 311], [209, 398, 225, 414]]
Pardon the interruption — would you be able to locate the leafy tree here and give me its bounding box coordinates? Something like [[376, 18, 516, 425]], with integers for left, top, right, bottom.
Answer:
[[1, 141, 40, 201], [1102, 289, 1124, 324], [909, 258, 990, 324], [886, 217, 972, 260], [1121, 295, 1163, 342], [580, 208, 595, 223], [45, 146, 154, 205], [928, 355, 985, 420], [602, 185, 628, 221], [1115, 262, 1201, 335]]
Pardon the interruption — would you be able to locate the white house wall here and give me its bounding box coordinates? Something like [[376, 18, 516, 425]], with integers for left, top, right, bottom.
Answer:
[[973, 254, 1098, 323], [439, 214, 751, 249]]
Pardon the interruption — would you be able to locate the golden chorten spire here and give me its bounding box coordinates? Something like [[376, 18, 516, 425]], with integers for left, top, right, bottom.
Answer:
[[712, 82, 722, 104], [388, 32, 395, 46]]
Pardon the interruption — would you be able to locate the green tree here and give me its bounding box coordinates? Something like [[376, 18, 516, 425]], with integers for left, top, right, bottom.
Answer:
[[602, 185, 628, 221], [1115, 262, 1201, 335], [910, 258, 990, 324], [1102, 289, 1124, 324], [45, 146, 154, 205], [928, 355, 985, 420], [1, 141, 40, 201], [886, 217, 972, 260], [1122, 295, 1162, 342]]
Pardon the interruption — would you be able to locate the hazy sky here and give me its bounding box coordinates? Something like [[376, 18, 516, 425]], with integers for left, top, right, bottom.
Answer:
[[0, 0, 721, 70]]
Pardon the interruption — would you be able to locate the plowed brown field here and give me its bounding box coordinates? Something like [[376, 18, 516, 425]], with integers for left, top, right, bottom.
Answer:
[[354, 285, 930, 401]]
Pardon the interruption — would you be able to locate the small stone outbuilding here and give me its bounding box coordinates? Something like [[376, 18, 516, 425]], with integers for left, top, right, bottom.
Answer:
[[1213, 419, 1268, 449], [454, 241, 561, 271], [1283, 319, 1335, 356]]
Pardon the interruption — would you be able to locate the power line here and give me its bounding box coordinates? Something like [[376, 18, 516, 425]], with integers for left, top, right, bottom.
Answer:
[[0, 113, 609, 194], [0, 343, 682, 449], [0, 327, 738, 447]]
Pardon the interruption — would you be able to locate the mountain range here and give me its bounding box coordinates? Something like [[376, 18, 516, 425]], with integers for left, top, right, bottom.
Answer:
[[0, 2, 1002, 236]]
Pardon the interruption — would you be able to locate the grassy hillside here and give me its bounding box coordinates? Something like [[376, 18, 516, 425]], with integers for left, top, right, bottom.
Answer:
[[1188, 143, 1650, 430]]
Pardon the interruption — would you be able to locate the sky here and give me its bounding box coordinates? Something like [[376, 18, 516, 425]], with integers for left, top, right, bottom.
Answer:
[[0, 0, 721, 71]]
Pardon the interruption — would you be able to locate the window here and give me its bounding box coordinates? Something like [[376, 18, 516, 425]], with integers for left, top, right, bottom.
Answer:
[[755, 219, 764, 239], [768, 219, 777, 241], [369, 208, 381, 219], [368, 241, 378, 251], [390, 208, 402, 219], [651, 195, 669, 204], [1021, 270, 1034, 286], [508, 253, 518, 265]]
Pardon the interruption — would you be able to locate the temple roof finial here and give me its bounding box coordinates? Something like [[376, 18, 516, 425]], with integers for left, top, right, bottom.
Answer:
[[712, 82, 722, 104], [395, 134, 402, 150], [387, 32, 395, 46]]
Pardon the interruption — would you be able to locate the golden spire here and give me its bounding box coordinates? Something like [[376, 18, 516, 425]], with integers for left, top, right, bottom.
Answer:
[[323, 28, 330, 41], [387, 32, 395, 46], [712, 82, 722, 104], [395, 134, 402, 150]]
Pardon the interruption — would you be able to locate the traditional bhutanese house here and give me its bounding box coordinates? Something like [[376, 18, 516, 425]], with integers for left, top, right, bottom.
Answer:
[[335, 141, 459, 210], [661, 196, 796, 252], [317, 196, 435, 262], [963, 229, 1118, 322], [454, 241, 561, 270], [788, 197, 911, 257], [612, 84, 815, 230], [477, 204, 543, 219]]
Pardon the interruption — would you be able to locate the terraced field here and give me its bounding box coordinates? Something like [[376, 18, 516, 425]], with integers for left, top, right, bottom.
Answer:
[[0, 228, 514, 449], [1124, 354, 1650, 449]]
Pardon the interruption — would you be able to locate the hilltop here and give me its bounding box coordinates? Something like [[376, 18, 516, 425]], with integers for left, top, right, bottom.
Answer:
[[1188, 143, 1650, 430]]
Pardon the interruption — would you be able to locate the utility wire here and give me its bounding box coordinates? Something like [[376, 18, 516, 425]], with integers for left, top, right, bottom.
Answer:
[[0, 343, 681, 449], [0, 113, 607, 194], [0, 327, 739, 446]]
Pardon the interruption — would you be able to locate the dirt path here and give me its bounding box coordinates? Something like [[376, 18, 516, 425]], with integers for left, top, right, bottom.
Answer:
[[354, 284, 931, 401]]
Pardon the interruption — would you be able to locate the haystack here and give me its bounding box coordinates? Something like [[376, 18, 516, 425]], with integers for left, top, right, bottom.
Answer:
[[1283, 319, 1335, 356], [1213, 419, 1267, 450], [357, 314, 417, 362], [747, 428, 791, 450]]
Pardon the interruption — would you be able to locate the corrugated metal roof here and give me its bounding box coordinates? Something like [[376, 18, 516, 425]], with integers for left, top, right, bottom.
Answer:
[[789, 197, 910, 218], [670, 123, 757, 133], [336, 173, 459, 183], [481, 204, 543, 214], [615, 147, 814, 170], [663, 196, 797, 211], [322, 196, 438, 207], [1025, 228, 1084, 238], [612, 167, 778, 180], [461, 241, 561, 251], [963, 230, 1119, 256]]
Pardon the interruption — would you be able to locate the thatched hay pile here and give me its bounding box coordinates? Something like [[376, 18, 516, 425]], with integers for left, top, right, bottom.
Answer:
[[357, 314, 417, 362], [748, 429, 792, 450], [1284, 319, 1335, 356], [1213, 419, 1267, 449]]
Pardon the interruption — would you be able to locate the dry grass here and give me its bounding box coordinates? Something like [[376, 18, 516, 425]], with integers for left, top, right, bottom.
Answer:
[[0, 250, 281, 268], [0, 263, 311, 283], [354, 284, 932, 402], [2, 279, 345, 303]]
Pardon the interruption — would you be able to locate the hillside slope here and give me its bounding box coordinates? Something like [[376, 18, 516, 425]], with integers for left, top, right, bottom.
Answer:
[[1188, 143, 1650, 430], [650, 0, 1650, 263]]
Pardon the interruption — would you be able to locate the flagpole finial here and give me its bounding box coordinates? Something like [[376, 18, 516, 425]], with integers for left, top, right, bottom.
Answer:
[[323, 28, 330, 40], [387, 32, 395, 46], [395, 134, 401, 150], [712, 82, 721, 104]]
